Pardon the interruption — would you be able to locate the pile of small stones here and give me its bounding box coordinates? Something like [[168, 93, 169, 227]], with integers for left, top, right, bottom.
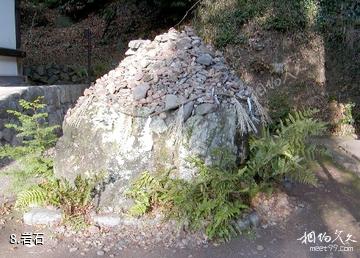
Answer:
[[77, 26, 254, 119]]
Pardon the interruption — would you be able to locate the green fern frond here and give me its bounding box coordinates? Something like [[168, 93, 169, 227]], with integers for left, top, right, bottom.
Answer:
[[15, 186, 48, 209]]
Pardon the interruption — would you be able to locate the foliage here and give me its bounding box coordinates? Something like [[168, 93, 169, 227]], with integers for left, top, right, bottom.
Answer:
[[0, 97, 59, 191], [248, 109, 326, 185], [0, 97, 102, 230], [339, 103, 355, 126], [15, 174, 101, 230], [194, 0, 355, 47], [316, 0, 357, 40], [194, 0, 268, 47], [265, 0, 318, 32], [126, 154, 253, 241], [127, 110, 326, 241], [267, 91, 291, 128]]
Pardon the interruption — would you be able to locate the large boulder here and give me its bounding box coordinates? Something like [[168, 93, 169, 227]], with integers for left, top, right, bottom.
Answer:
[[54, 27, 268, 213]]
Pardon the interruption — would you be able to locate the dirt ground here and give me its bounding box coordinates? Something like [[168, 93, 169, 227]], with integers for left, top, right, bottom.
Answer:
[[1, 152, 359, 258]]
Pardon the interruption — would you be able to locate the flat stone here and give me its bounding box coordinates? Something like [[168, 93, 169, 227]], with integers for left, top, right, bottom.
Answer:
[[165, 94, 178, 110], [339, 140, 360, 160], [128, 40, 151, 50], [196, 54, 213, 66], [195, 103, 217, 115], [182, 101, 194, 122], [143, 74, 153, 82], [132, 83, 150, 100], [92, 214, 121, 227], [125, 49, 137, 56], [23, 208, 62, 226]]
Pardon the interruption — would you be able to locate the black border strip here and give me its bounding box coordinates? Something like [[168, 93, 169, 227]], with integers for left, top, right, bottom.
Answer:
[[0, 47, 26, 58], [15, 0, 21, 49]]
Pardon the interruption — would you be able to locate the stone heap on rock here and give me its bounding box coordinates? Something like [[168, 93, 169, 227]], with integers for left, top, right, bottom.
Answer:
[[54, 27, 268, 213]]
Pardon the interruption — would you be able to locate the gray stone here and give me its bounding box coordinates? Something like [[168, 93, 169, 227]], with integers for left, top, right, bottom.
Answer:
[[132, 83, 150, 100], [253, 43, 265, 51], [248, 212, 260, 227], [339, 140, 360, 160], [36, 65, 45, 76], [23, 208, 62, 225], [192, 39, 201, 46], [97, 250, 105, 256], [177, 38, 192, 49], [196, 54, 213, 66], [182, 101, 194, 122], [143, 73, 153, 82], [2, 128, 13, 142], [150, 117, 168, 134], [71, 75, 78, 82], [92, 214, 121, 227], [125, 49, 136, 56], [165, 94, 179, 110], [236, 218, 251, 231], [257, 245, 264, 251], [195, 103, 217, 115], [270, 63, 285, 75], [128, 40, 151, 50], [53, 28, 265, 213]]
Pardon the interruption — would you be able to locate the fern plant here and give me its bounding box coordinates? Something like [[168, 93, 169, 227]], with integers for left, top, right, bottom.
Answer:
[[126, 153, 254, 241], [248, 109, 326, 185]]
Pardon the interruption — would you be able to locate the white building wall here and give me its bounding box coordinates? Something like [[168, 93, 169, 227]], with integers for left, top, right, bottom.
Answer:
[[0, 0, 18, 76]]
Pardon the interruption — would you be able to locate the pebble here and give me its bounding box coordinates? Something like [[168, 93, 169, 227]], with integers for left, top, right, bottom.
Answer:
[[197, 54, 213, 66], [23, 207, 62, 226], [165, 94, 179, 109], [97, 250, 105, 256], [132, 83, 150, 101], [257, 245, 264, 251], [69, 247, 78, 253]]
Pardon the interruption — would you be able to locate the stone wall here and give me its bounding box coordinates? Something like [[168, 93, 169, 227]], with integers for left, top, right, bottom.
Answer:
[[0, 84, 88, 145], [24, 64, 87, 85]]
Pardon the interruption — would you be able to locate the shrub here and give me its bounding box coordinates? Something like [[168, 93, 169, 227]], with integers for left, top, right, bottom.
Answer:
[[0, 97, 59, 192], [127, 109, 326, 241], [0, 97, 103, 230]]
